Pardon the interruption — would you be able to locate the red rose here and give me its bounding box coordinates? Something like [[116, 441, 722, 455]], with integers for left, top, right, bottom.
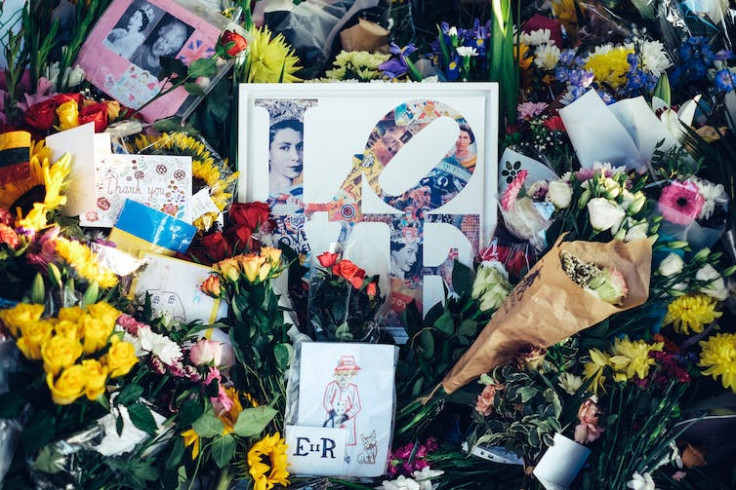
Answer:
[[220, 30, 248, 58], [317, 252, 339, 268], [332, 259, 365, 289], [201, 231, 232, 262], [366, 282, 377, 297], [521, 14, 563, 47], [79, 102, 109, 132], [24, 98, 60, 131], [51, 93, 83, 106], [230, 202, 270, 230], [224, 224, 253, 253], [543, 115, 565, 131]]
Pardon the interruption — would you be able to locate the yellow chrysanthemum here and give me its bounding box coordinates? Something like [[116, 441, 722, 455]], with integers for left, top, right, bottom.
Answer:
[[609, 336, 663, 381], [0, 140, 72, 230], [584, 46, 634, 88], [247, 27, 302, 83], [699, 333, 736, 392], [247, 432, 290, 490], [583, 348, 610, 394], [663, 293, 722, 335], [54, 235, 118, 288], [133, 132, 238, 231]]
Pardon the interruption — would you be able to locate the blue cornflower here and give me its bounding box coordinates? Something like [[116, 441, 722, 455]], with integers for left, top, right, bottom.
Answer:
[[714, 69, 735, 93]]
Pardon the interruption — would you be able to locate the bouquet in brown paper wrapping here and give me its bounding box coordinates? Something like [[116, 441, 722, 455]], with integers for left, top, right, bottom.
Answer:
[[442, 236, 652, 394]]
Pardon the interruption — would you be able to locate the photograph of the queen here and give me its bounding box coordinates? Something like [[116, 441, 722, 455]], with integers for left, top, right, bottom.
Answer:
[[104, 1, 162, 60]]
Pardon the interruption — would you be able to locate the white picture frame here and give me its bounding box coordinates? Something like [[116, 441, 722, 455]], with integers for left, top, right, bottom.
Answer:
[[237, 83, 499, 334]]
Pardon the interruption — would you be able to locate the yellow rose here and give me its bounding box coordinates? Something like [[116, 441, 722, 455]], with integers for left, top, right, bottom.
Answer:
[[82, 359, 108, 400], [86, 301, 121, 328], [47, 365, 86, 405], [106, 100, 121, 120], [216, 258, 241, 282], [56, 100, 79, 131], [81, 315, 114, 354], [237, 255, 263, 283], [42, 335, 83, 376], [104, 337, 139, 378], [258, 261, 271, 282], [55, 319, 82, 341], [261, 247, 282, 268], [0, 303, 44, 337], [58, 306, 84, 323], [17, 320, 54, 360]]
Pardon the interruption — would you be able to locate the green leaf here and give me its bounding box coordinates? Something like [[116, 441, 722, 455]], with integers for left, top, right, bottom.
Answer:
[[419, 329, 435, 359], [23, 411, 55, 453], [233, 406, 277, 437], [192, 413, 224, 438], [518, 387, 537, 403], [451, 261, 474, 297], [81, 281, 99, 307], [274, 342, 292, 371], [206, 77, 231, 123], [184, 82, 206, 97], [178, 400, 204, 427], [117, 384, 144, 406], [187, 58, 218, 78], [166, 437, 186, 470], [0, 391, 25, 418], [211, 434, 236, 468], [33, 446, 64, 474], [131, 461, 158, 483], [433, 310, 454, 335], [116, 414, 124, 436], [30, 273, 45, 304], [127, 403, 158, 435], [457, 319, 477, 338]]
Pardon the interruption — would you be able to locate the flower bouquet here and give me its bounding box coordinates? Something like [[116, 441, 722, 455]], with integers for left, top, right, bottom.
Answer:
[[306, 251, 384, 343]]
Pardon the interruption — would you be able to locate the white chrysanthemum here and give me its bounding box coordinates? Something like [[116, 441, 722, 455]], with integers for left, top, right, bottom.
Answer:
[[534, 44, 561, 70], [587, 43, 615, 57], [640, 40, 672, 76], [456, 46, 479, 57], [558, 372, 583, 395], [690, 177, 728, 220], [520, 28, 551, 46]]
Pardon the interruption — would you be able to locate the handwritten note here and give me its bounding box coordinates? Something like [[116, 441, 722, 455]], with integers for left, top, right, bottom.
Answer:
[[80, 154, 192, 228]]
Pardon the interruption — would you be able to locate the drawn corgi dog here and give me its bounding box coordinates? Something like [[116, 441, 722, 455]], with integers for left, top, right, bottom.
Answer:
[[357, 430, 377, 464]]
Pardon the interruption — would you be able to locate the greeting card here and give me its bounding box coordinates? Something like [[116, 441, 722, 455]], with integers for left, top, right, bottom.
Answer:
[[80, 154, 192, 227]]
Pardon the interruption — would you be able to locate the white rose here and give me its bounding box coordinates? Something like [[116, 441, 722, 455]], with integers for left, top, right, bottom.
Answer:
[[696, 264, 729, 301], [658, 253, 684, 277], [547, 180, 572, 209], [587, 198, 625, 232], [624, 222, 649, 241]]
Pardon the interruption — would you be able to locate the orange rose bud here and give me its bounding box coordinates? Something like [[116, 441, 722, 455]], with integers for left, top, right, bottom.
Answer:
[[200, 274, 223, 298]]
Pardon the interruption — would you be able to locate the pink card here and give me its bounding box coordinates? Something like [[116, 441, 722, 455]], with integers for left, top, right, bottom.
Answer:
[[76, 0, 223, 122]]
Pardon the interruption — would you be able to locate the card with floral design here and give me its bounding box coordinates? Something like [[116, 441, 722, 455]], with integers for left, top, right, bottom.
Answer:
[[80, 154, 192, 228]]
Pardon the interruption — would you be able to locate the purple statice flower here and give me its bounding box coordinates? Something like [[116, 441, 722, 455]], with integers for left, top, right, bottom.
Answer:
[[713, 69, 735, 93], [379, 43, 417, 79]]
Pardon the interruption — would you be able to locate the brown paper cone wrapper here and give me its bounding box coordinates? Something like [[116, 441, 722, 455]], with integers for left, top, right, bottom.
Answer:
[[442, 237, 652, 394], [339, 18, 390, 53]]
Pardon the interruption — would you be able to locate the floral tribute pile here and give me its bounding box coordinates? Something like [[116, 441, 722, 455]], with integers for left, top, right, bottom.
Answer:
[[0, 0, 735, 489]]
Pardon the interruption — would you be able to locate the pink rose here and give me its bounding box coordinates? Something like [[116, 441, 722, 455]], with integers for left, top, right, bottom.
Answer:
[[475, 383, 503, 416], [574, 398, 604, 444], [189, 339, 223, 366]]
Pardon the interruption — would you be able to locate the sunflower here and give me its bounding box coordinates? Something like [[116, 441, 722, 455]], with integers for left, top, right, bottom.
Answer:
[[0, 140, 72, 231], [247, 26, 302, 83], [247, 432, 290, 490], [133, 132, 238, 231]]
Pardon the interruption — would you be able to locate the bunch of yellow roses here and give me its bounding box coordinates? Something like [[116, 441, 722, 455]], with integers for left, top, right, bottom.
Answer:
[[201, 246, 283, 297], [0, 301, 139, 405]]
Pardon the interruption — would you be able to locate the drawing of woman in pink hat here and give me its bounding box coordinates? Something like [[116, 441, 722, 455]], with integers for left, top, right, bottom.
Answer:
[[323, 355, 362, 446]]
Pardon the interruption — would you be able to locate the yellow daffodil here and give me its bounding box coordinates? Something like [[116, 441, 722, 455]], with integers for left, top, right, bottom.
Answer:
[[247, 432, 290, 490], [699, 333, 736, 392], [583, 348, 610, 394], [664, 293, 722, 335]]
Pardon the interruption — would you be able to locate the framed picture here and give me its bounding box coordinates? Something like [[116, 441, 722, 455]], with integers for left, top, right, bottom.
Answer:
[[238, 83, 498, 336], [76, 0, 226, 122]]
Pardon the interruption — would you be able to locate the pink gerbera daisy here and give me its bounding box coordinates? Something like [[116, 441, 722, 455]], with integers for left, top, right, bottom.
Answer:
[[658, 180, 704, 225], [501, 169, 528, 211]]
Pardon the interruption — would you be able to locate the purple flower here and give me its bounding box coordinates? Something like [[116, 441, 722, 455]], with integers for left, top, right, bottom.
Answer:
[[379, 43, 418, 79], [714, 69, 735, 93]]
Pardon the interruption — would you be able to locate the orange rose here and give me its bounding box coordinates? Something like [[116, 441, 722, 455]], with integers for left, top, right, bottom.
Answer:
[[332, 259, 365, 289]]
